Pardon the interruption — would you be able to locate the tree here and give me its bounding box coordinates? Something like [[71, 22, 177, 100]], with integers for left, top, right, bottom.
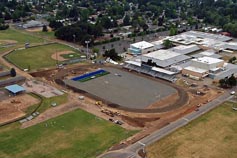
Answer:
[[10, 68, 16, 77], [42, 25, 48, 32], [229, 74, 237, 87], [163, 39, 173, 49], [123, 15, 130, 26], [219, 79, 226, 87], [103, 49, 121, 61], [49, 20, 63, 31], [169, 26, 177, 36], [92, 47, 99, 54]]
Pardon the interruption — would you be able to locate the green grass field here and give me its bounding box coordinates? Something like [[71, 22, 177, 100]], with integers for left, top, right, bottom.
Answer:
[[0, 29, 45, 53], [147, 101, 237, 158], [5, 43, 80, 70], [25, 93, 68, 115], [32, 31, 56, 39], [0, 109, 135, 158]]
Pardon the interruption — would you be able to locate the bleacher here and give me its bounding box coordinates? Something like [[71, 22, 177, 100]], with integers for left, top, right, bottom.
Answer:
[[123, 64, 177, 82]]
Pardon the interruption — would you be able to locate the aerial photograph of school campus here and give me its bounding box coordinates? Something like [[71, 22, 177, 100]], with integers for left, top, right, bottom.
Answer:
[[0, 0, 237, 158]]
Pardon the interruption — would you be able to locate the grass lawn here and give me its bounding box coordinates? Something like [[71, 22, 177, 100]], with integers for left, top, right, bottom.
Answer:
[[25, 93, 68, 115], [147, 101, 237, 158], [0, 29, 45, 53], [0, 109, 136, 158], [5, 43, 80, 70], [33, 31, 56, 39]]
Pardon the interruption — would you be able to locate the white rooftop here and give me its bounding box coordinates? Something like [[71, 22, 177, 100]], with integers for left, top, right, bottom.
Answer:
[[144, 50, 180, 60], [192, 56, 223, 64], [125, 60, 141, 67], [152, 67, 176, 75], [200, 50, 216, 56], [131, 41, 154, 49], [184, 66, 208, 73], [173, 44, 197, 50], [170, 44, 200, 55], [151, 40, 163, 46]]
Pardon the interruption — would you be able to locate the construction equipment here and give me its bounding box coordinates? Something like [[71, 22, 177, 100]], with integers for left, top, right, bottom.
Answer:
[[95, 101, 102, 106]]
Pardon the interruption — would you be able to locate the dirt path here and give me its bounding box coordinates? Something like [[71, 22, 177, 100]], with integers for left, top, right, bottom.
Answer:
[[21, 101, 79, 128]]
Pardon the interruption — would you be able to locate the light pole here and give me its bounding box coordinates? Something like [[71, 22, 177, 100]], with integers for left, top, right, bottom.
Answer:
[[73, 34, 76, 43], [85, 40, 90, 59]]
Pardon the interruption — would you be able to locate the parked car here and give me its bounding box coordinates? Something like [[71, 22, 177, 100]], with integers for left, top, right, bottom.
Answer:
[[114, 120, 123, 125], [230, 91, 236, 95]]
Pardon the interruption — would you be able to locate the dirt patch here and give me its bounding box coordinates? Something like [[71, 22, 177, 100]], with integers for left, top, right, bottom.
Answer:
[[0, 40, 17, 45], [0, 94, 39, 125], [26, 27, 52, 32], [147, 93, 179, 109], [51, 51, 76, 61], [121, 115, 160, 127]]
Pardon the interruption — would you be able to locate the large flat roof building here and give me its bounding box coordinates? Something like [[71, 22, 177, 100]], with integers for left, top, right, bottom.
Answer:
[[167, 31, 237, 52], [128, 41, 155, 55], [142, 50, 191, 68], [169, 44, 201, 55]]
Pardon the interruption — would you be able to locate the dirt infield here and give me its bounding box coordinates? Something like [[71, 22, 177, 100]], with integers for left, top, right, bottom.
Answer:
[[0, 94, 39, 125], [23, 80, 64, 98], [51, 51, 75, 61]]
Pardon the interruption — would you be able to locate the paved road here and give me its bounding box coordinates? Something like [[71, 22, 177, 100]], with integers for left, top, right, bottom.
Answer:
[[99, 88, 235, 158]]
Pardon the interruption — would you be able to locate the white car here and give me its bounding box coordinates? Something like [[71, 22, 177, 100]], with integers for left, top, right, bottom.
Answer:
[[230, 91, 236, 95]]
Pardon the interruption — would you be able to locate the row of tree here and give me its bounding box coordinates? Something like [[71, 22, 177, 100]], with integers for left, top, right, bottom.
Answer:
[[54, 22, 103, 46]]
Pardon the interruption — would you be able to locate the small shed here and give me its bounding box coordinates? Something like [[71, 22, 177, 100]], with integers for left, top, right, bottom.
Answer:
[[5, 84, 25, 95]]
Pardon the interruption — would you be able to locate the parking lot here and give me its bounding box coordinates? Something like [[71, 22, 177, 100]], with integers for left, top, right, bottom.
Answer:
[[64, 67, 176, 109]]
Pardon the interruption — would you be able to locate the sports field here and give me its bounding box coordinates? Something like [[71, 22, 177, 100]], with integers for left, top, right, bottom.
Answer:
[[147, 101, 237, 158], [0, 29, 44, 53], [5, 43, 80, 70], [0, 109, 136, 158], [65, 67, 176, 109]]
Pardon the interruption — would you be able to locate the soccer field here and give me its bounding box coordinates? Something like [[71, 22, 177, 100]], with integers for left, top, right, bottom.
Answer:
[[147, 101, 237, 158], [0, 109, 136, 158]]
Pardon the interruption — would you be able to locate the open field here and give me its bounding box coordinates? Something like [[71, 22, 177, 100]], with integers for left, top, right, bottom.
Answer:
[[147, 101, 237, 158], [0, 29, 44, 53], [65, 67, 176, 109], [5, 43, 80, 70], [0, 109, 136, 158], [33, 31, 56, 39]]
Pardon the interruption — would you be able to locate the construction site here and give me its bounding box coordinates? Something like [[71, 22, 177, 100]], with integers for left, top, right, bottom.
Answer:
[[29, 64, 224, 146]]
